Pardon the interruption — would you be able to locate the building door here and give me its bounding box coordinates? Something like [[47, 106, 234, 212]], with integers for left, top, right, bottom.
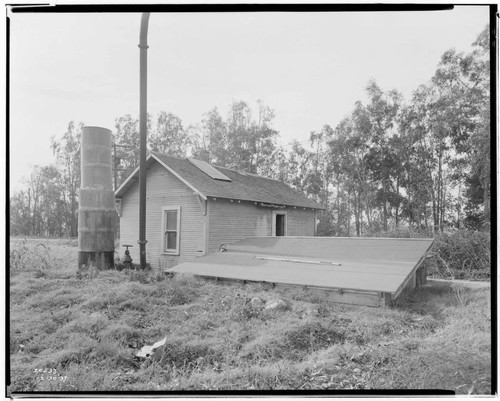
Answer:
[[275, 213, 286, 236]]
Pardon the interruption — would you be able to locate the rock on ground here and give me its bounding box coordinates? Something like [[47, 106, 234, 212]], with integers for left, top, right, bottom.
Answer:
[[264, 299, 287, 311], [305, 307, 319, 316], [250, 297, 265, 309]]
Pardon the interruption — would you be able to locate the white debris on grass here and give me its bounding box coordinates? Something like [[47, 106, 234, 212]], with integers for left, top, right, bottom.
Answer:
[[136, 335, 167, 358]]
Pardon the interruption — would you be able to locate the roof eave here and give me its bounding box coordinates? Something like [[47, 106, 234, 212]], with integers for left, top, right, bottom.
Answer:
[[204, 195, 324, 210]]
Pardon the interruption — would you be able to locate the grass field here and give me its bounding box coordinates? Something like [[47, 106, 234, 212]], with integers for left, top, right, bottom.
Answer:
[[8, 238, 492, 394]]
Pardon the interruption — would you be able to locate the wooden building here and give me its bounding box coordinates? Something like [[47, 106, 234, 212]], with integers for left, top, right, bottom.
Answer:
[[114, 153, 324, 270]]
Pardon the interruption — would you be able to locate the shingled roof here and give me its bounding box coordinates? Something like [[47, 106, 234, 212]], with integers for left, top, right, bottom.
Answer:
[[115, 153, 324, 210]]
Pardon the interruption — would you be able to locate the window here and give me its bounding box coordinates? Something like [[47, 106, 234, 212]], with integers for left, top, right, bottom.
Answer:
[[162, 206, 181, 254]]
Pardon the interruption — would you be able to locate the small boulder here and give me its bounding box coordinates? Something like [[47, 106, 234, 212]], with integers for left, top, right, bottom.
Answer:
[[250, 297, 265, 309], [264, 299, 287, 311], [305, 307, 320, 316]]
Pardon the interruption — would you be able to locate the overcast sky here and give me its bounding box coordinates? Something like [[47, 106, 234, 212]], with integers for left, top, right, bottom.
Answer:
[[8, 6, 489, 191]]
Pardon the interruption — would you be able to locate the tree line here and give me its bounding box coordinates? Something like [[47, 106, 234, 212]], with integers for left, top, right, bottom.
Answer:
[[10, 27, 490, 237]]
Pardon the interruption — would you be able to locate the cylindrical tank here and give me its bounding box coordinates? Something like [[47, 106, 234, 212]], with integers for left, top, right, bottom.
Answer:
[[78, 126, 115, 268]]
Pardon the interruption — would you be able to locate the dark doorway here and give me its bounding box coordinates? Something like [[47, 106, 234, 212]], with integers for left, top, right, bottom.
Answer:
[[276, 214, 286, 236]]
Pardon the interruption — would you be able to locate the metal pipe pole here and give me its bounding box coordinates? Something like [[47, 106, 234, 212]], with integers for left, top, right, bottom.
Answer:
[[138, 12, 150, 269]]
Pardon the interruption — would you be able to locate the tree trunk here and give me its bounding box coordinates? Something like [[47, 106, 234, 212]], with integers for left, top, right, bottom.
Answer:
[[354, 191, 361, 237], [382, 186, 388, 232], [482, 175, 490, 224], [395, 177, 400, 229], [365, 189, 372, 229], [440, 177, 446, 231], [431, 178, 438, 233], [358, 191, 363, 236], [437, 151, 443, 232], [336, 178, 341, 234], [27, 188, 31, 236], [346, 189, 351, 237], [381, 144, 388, 232]]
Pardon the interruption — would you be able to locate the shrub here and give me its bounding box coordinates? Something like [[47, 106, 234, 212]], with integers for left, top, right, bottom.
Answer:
[[364, 227, 434, 238], [433, 230, 490, 280]]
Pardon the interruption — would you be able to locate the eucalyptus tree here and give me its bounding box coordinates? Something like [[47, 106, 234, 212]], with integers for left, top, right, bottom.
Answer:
[[149, 112, 189, 157], [10, 191, 28, 235], [114, 114, 142, 185], [11, 165, 66, 236], [50, 121, 82, 237], [309, 124, 334, 207], [434, 26, 491, 226], [190, 107, 226, 164], [37, 165, 66, 236], [397, 102, 434, 230], [280, 140, 315, 195], [114, 111, 189, 186], [328, 104, 374, 236], [364, 81, 402, 232], [407, 26, 491, 230], [191, 100, 279, 176]]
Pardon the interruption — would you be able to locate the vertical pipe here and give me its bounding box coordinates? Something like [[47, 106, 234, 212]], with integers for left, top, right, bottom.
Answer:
[[138, 12, 150, 269]]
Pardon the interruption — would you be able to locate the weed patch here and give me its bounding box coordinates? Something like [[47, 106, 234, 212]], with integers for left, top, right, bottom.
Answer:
[[432, 230, 490, 281], [10, 240, 54, 277], [285, 322, 346, 352], [164, 275, 202, 305], [100, 324, 144, 348], [240, 321, 347, 363], [151, 340, 224, 375]]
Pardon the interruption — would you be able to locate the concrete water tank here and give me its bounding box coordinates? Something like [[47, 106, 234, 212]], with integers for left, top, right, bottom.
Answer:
[[78, 126, 115, 268]]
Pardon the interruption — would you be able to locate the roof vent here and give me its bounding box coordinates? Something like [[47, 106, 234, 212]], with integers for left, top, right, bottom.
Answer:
[[188, 158, 232, 181]]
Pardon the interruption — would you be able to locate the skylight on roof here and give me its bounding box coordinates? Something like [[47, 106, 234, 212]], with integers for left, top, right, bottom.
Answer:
[[188, 158, 232, 181]]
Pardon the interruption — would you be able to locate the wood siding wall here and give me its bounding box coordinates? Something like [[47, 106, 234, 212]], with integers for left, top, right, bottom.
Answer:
[[207, 199, 270, 254], [284, 207, 316, 236], [119, 163, 205, 270], [207, 199, 316, 254]]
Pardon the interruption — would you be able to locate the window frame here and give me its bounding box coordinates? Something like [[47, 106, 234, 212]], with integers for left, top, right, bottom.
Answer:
[[161, 205, 181, 255]]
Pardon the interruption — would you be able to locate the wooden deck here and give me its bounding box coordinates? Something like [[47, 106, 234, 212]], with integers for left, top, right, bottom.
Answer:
[[168, 237, 434, 307]]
